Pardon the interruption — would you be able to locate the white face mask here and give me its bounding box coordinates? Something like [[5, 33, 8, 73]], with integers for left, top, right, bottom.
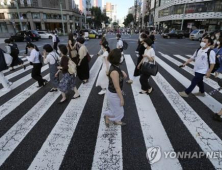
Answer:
[[216, 34, 220, 39], [144, 44, 148, 48], [200, 42, 206, 48], [217, 41, 220, 45], [211, 37, 215, 40], [140, 38, 143, 42], [57, 49, 61, 55]]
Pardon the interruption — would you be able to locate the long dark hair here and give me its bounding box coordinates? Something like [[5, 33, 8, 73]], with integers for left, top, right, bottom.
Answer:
[[68, 33, 74, 44], [102, 41, 110, 53], [217, 37, 222, 49]]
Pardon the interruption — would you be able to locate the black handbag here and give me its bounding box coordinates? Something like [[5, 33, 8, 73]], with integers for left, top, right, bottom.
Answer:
[[141, 61, 158, 76]]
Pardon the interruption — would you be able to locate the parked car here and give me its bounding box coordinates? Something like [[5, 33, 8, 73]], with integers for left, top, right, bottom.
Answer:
[[89, 30, 102, 39], [162, 30, 184, 39], [189, 29, 205, 41], [11, 30, 40, 42], [37, 31, 53, 39], [183, 30, 190, 38]]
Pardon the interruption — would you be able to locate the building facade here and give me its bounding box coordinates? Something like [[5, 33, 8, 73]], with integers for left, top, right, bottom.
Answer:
[[91, 0, 102, 9], [0, 0, 84, 37], [155, 0, 222, 31], [104, 2, 117, 23]]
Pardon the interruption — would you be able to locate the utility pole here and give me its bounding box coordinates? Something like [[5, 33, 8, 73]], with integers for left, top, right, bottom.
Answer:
[[60, 0, 65, 35], [181, 3, 187, 31], [134, 0, 137, 28], [13, 0, 23, 31]]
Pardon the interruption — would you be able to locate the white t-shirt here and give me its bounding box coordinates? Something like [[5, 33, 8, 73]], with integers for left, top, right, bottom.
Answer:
[[143, 48, 155, 63], [52, 35, 56, 43], [26, 49, 40, 63], [191, 47, 216, 74], [116, 39, 123, 49], [44, 52, 59, 65]]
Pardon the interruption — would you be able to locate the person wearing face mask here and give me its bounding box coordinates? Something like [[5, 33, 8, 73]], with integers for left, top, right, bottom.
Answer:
[[97, 33, 107, 56], [179, 37, 216, 98], [56, 44, 80, 103], [134, 33, 148, 76], [43, 44, 60, 92], [26, 43, 47, 88], [213, 37, 222, 77], [96, 41, 110, 95], [137, 38, 155, 94]]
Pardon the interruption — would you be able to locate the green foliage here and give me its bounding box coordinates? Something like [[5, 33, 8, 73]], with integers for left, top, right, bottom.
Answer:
[[123, 14, 134, 26], [90, 7, 109, 28]]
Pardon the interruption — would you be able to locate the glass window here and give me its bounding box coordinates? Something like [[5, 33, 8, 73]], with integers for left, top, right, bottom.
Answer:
[[32, 13, 40, 19], [0, 13, 5, 19], [174, 4, 185, 14], [195, 2, 207, 13], [63, 15, 67, 20], [186, 3, 196, 13], [43, 14, 46, 19], [0, 23, 8, 33], [215, 0, 222, 12]]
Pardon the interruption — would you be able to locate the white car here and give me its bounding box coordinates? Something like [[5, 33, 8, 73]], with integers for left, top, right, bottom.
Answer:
[[38, 31, 53, 39]]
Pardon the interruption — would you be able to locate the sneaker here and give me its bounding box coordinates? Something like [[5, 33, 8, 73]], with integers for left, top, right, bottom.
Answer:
[[98, 90, 106, 95], [213, 113, 222, 122], [1, 87, 11, 92], [179, 91, 189, 98], [193, 92, 206, 97]]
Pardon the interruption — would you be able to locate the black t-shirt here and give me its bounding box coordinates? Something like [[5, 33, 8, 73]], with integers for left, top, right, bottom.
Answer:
[[108, 65, 124, 93]]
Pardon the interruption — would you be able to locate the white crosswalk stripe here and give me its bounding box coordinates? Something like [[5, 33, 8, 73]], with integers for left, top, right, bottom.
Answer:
[[0, 53, 221, 169]]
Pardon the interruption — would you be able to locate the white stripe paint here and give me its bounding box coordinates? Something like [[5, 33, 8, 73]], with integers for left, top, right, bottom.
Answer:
[[186, 55, 192, 58], [124, 55, 182, 170], [174, 55, 194, 66], [0, 91, 61, 166], [5, 65, 33, 80], [159, 52, 221, 93], [156, 55, 222, 113], [152, 73, 222, 169], [0, 74, 49, 120], [92, 95, 123, 170], [28, 57, 103, 170], [0, 65, 49, 97], [3, 61, 29, 74]]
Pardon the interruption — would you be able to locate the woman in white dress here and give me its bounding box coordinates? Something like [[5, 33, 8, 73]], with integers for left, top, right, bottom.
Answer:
[[96, 41, 110, 95]]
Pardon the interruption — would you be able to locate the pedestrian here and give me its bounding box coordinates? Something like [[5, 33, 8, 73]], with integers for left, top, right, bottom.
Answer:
[[213, 37, 222, 77], [76, 37, 90, 84], [52, 32, 59, 54], [26, 43, 47, 88], [97, 33, 107, 56], [137, 38, 155, 94], [42, 44, 60, 92], [149, 31, 156, 50], [103, 49, 127, 127], [67, 32, 76, 58], [0, 48, 13, 92], [4, 39, 26, 71], [179, 37, 216, 97], [56, 44, 80, 103], [96, 41, 110, 95], [134, 33, 148, 76], [24, 32, 31, 55]]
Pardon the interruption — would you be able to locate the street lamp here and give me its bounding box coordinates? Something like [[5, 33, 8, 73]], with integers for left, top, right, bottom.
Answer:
[[12, 0, 23, 31], [59, 0, 65, 35], [181, 2, 187, 30]]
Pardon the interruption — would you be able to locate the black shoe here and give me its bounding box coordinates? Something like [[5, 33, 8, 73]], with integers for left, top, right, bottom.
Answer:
[[213, 113, 222, 122], [72, 95, 80, 99], [43, 80, 48, 86], [58, 99, 67, 104], [49, 88, 58, 92], [23, 65, 26, 70]]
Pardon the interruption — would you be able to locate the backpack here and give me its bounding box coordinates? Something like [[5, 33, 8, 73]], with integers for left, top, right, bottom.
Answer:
[[9, 44, 19, 56], [68, 59, 76, 75], [195, 47, 219, 73], [39, 53, 43, 64], [56, 36, 60, 43], [123, 40, 128, 50]]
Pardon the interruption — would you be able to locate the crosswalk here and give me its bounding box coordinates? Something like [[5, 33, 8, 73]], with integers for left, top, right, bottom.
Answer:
[[0, 51, 221, 170]]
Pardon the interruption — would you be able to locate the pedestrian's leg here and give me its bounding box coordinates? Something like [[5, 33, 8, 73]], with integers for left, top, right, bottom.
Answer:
[[185, 73, 199, 94], [139, 74, 149, 92], [73, 86, 80, 98], [0, 72, 10, 89], [197, 74, 205, 93]]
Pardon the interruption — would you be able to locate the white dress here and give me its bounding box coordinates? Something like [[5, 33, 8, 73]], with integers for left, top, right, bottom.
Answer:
[[96, 51, 109, 89]]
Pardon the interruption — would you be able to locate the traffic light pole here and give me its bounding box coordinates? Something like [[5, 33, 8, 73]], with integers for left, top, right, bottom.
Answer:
[[14, 0, 23, 31], [60, 0, 65, 35]]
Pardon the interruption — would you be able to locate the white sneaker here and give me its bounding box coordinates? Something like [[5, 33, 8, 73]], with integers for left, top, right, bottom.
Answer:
[[8, 82, 13, 86], [1, 87, 11, 92], [98, 90, 106, 95]]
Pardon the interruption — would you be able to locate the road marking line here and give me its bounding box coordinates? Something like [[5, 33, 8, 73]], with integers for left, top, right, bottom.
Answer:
[[125, 55, 182, 170], [28, 57, 102, 170], [92, 95, 123, 170], [5, 66, 32, 80], [153, 73, 222, 169]]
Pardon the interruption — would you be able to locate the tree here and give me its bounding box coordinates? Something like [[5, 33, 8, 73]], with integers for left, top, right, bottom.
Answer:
[[123, 13, 134, 27], [90, 7, 110, 28]]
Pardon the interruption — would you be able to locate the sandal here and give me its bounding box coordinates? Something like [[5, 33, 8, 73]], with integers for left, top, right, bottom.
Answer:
[[147, 88, 154, 94], [72, 95, 81, 99], [114, 121, 126, 126], [49, 88, 58, 92], [126, 80, 133, 84], [58, 98, 67, 104], [139, 91, 147, 94], [104, 116, 109, 128]]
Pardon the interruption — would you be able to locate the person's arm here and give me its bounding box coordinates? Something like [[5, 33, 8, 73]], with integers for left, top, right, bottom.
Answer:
[[206, 51, 216, 78], [137, 57, 145, 69], [182, 51, 196, 66], [43, 54, 49, 64], [26, 50, 35, 62], [110, 71, 124, 106], [78, 46, 87, 65], [68, 40, 75, 50], [5, 46, 11, 54]]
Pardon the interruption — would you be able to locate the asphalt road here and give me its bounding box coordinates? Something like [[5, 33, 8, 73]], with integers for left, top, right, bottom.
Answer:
[[0, 34, 221, 170]]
